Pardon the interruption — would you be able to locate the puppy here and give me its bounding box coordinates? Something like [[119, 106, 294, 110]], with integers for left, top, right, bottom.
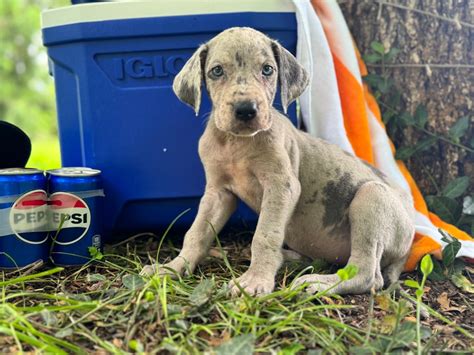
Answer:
[[142, 27, 415, 296]]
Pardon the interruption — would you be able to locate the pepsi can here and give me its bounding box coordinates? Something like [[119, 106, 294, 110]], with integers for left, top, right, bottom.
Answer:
[[0, 168, 49, 268], [47, 167, 104, 266]]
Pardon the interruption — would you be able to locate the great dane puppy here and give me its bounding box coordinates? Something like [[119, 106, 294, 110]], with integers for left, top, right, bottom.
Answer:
[[142, 27, 415, 296]]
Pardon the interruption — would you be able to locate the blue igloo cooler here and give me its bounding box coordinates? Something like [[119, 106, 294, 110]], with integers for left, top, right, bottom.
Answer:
[[41, 0, 298, 238]]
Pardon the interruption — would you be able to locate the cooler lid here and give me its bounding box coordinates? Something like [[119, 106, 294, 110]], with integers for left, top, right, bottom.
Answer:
[[41, 0, 295, 29]]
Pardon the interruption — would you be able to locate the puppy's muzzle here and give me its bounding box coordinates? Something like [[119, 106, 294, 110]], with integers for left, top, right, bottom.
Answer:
[[234, 100, 257, 122]]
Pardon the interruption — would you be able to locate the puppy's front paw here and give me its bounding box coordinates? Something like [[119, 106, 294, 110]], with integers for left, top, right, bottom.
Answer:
[[292, 274, 339, 295], [140, 257, 190, 278], [228, 271, 275, 297]]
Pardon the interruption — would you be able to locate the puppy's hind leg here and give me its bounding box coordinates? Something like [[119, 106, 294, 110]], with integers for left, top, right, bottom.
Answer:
[[293, 182, 392, 295], [383, 255, 408, 288]]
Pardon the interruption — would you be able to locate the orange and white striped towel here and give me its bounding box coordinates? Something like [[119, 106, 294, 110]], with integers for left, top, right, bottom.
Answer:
[[292, 0, 473, 271]]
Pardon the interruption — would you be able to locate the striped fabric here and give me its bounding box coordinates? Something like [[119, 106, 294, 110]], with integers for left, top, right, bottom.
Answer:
[[292, 0, 473, 271]]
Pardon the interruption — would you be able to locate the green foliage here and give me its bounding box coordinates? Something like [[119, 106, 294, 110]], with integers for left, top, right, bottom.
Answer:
[[2, 234, 473, 353], [88, 246, 103, 260], [404, 279, 419, 289], [448, 116, 470, 142], [441, 176, 470, 198], [450, 273, 474, 293], [122, 273, 146, 290], [189, 278, 214, 307], [351, 321, 431, 354], [395, 136, 436, 160], [128, 339, 145, 353], [337, 264, 358, 281], [364, 42, 473, 304], [420, 253, 434, 276], [363, 41, 473, 156], [215, 334, 255, 355], [0, 0, 67, 169], [425, 196, 462, 224], [441, 236, 461, 269], [426, 176, 471, 231], [428, 231, 466, 280], [404, 254, 433, 355], [363, 41, 473, 236], [363, 42, 400, 65]]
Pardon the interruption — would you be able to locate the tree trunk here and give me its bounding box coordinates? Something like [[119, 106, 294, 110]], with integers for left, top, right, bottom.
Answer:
[[339, 0, 473, 196]]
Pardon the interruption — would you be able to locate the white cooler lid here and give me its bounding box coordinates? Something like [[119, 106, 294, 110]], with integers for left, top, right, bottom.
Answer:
[[42, 0, 296, 29]]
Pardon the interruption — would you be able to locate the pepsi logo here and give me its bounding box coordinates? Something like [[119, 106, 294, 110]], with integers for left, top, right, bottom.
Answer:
[[50, 192, 91, 245], [9, 190, 48, 245]]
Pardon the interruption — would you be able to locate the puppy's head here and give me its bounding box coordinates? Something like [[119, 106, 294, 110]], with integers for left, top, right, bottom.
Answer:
[[173, 27, 309, 137]]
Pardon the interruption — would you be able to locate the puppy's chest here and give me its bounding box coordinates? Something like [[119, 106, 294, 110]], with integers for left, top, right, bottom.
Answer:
[[220, 162, 264, 212]]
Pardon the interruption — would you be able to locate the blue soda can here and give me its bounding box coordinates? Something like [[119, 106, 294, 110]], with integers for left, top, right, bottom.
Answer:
[[47, 167, 104, 266], [0, 168, 49, 268]]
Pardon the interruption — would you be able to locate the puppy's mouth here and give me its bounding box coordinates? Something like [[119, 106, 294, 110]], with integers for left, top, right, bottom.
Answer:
[[228, 128, 266, 138], [226, 119, 272, 137]]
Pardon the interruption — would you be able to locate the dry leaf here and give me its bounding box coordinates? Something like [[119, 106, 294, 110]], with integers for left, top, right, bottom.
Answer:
[[209, 247, 227, 259], [112, 338, 123, 348], [377, 314, 397, 334], [446, 305, 467, 313], [322, 296, 334, 304], [451, 273, 474, 294], [433, 324, 455, 335], [87, 281, 105, 292], [91, 350, 108, 355], [437, 292, 450, 311], [447, 337, 464, 349], [208, 330, 231, 347], [375, 293, 391, 311]]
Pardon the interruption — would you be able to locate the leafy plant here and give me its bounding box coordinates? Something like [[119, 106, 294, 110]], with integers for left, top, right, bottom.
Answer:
[[336, 263, 358, 282], [88, 246, 104, 261], [426, 177, 473, 234], [215, 334, 255, 355], [427, 230, 474, 294], [363, 42, 473, 156], [363, 41, 473, 236], [404, 254, 433, 355]]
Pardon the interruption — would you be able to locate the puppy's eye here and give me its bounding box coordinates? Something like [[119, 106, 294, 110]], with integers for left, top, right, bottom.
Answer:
[[211, 65, 224, 77], [262, 64, 274, 76]]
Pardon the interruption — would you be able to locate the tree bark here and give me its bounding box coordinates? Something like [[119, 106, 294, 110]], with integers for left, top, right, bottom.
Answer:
[[339, 0, 473, 196]]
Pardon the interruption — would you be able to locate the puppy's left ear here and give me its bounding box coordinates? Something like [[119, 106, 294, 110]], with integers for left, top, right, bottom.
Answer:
[[271, 41, 309, 113], [173, 44, 208, 116]]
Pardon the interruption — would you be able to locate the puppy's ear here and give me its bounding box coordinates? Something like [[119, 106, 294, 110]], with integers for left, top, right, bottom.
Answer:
[[271, 41, 309, 113], [173, 44, 208, 116]]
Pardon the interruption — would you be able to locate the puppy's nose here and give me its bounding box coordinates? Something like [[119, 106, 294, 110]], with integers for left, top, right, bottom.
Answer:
[[234, 101, 257, 121]]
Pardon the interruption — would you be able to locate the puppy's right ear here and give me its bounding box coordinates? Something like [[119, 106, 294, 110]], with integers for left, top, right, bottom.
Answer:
[[173, 44, 208, 116]]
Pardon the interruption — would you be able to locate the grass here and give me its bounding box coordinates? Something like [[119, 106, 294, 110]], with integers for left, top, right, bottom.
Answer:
[[1, 227, 473, 354]]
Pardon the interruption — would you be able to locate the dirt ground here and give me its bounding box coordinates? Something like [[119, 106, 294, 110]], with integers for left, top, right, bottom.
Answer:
[[1, 232, 473, 353], [138, 232, 474, 352]]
